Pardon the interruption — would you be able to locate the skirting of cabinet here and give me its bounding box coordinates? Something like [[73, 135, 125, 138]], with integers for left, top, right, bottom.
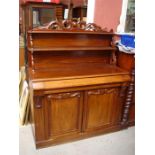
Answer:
[[35, 125, 125, 148], [128, 121, 135, 126]]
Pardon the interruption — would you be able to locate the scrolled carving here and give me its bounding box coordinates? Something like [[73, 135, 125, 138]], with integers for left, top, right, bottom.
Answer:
[[62, 20, 74, 29], [34, 21, 63, 30], [33, 20, 113, 32], [47, 92, 81, 100], [88, 88, 118, 95], [85, 23, 103, 32], [78, 21, 86, 29], [47, 21, 63, 30]]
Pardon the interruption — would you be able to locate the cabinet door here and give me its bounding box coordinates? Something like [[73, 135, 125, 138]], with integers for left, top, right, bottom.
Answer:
[[83, 87, 123, 132], [45, 92, 83, 138]]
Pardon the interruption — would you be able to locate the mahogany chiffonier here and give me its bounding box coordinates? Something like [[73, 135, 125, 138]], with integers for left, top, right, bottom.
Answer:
[[27, 20, 133, 148]]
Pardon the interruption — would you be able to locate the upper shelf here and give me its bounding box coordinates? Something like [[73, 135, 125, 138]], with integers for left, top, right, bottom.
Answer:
[[27, 20, 116, 53], [28, 47, 117, 52]]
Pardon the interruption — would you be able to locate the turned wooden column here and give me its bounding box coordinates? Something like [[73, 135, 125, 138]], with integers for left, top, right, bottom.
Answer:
[[121, 69, 135, 126]]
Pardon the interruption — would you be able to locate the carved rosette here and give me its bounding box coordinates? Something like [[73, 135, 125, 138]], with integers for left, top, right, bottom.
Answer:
[[121, 69, 135, 126], [33, 20, 113, 32]]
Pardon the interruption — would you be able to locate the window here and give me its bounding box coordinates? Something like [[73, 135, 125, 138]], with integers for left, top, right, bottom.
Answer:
[[125, 0, 135, 32], [117, 0, 135, 33]]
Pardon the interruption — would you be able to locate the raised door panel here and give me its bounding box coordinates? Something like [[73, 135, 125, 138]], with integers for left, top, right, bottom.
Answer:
[[45, 92, 83, 138], [84, 87, 123, 132]]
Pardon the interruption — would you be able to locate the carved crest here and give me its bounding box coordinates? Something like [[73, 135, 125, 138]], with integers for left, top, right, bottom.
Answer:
[[33, 20, 113, 32]]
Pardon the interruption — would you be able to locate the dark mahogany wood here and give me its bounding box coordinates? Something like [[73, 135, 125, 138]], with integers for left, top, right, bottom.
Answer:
[[83, 87, 123, 132], [121, 69, 135, 126], [27, 20, 133, 148], [117, 51, 135, 126], [46, 92, 83, 137]]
